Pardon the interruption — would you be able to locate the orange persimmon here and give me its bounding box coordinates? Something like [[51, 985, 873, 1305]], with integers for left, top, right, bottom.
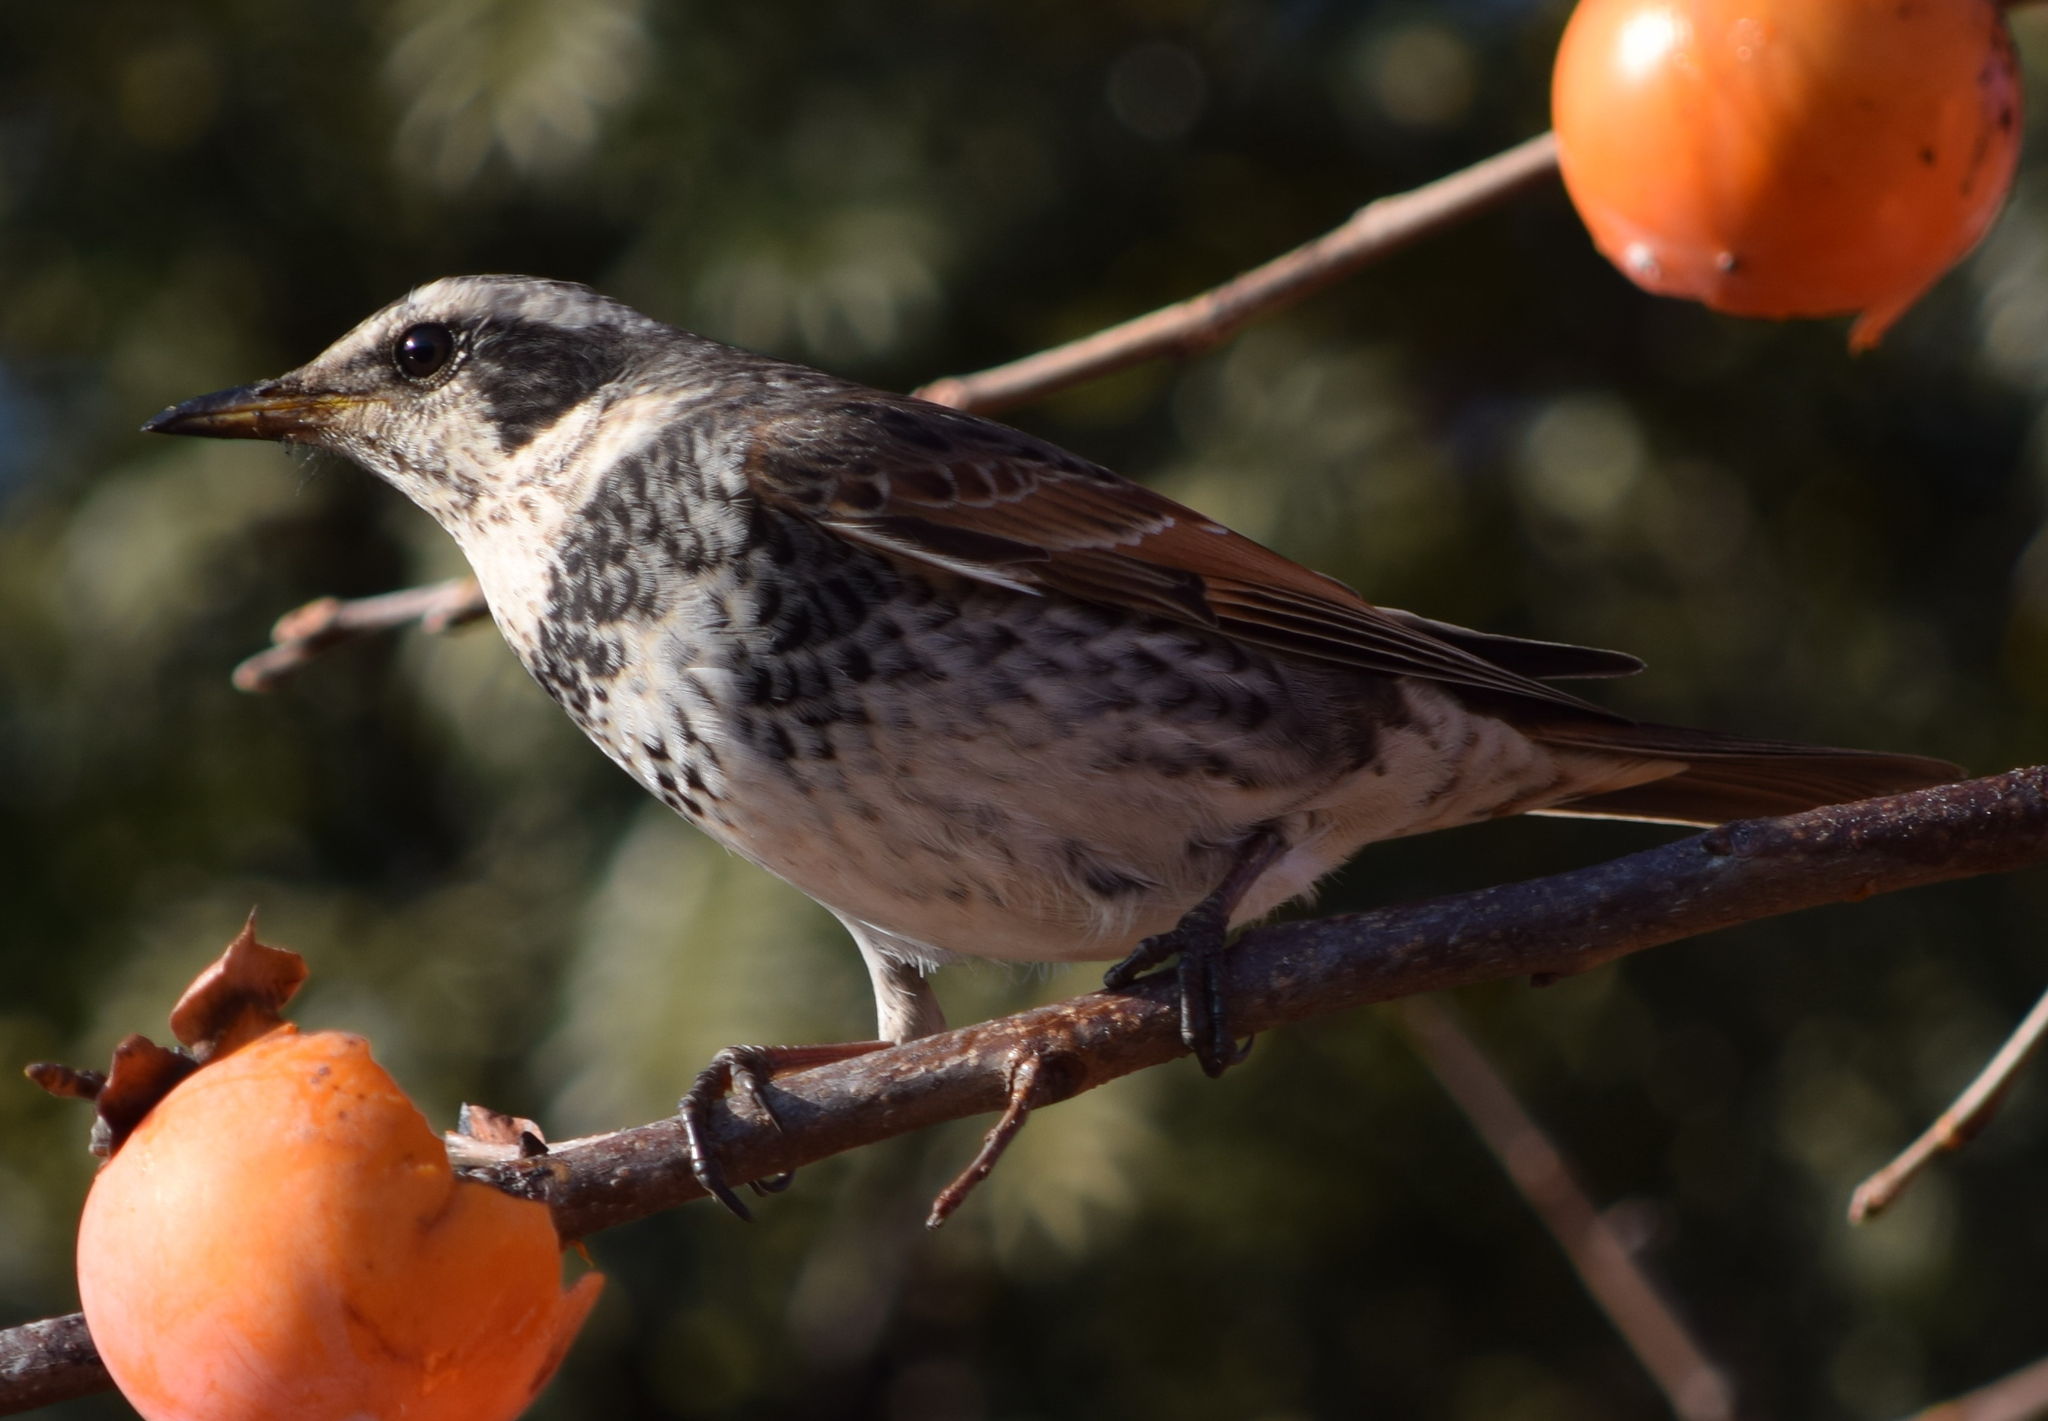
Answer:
[[76, 1025, 600, 1421], [1552, 0, 2022, 348]]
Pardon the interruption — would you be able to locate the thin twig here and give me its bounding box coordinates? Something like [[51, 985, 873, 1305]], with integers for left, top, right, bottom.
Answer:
[[925, 1049, 1051, 1230], [8, 766, 2047, 1413], [1398, 996, 1737, 1421], [232, 577, 486, 692], [1898, 1351, 2048, 1421], [1849, 982, 2048, 1223], [230, 133, 1561, 691], [912, 131, 1561, 414]]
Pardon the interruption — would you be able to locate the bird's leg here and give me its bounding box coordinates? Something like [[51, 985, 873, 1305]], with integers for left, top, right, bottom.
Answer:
[[858, 938, 949, 1043], [678, 1040, 892, 1220], [1102, 824, 1288, 1077]]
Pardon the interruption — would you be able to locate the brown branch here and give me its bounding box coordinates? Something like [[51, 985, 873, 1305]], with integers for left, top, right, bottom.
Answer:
[[10, 766, 2047, 1414], [1397, 996, 1737, 1421], [1900, 1351, 2048, 1421], [232, 576, 487, 692], [514, 768, 2048, 1241], [1849, 981, 2048, 1223], [0, 1318, 99, 1417], [231, 133, 1560, 691], [912, 131, 1560, 414]]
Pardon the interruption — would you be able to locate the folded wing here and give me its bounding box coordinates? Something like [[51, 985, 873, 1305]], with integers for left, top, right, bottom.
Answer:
[[741, 395, 1634, 716]]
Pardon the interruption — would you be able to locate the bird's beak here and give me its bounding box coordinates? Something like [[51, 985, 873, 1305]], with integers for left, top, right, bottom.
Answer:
[[142, 381, 356, 442]]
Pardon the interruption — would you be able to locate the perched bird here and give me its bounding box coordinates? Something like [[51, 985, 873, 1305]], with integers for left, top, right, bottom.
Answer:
[[147, 273, 1953, 1108]]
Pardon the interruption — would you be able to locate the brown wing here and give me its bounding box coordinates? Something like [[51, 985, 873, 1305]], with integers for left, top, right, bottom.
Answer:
[[740, 394, 1632, 716], [1374, 611, 1644, 681]]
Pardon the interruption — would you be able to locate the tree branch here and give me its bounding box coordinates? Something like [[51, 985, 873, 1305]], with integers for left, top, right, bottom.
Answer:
[[1396, 997, 1737, 1421], [1898, 1351, 2048, 1421], [229, 132, 1562, 691], [912, 131, 1560, 414], [0, 1318, 99, 1418], [231, 577, 487, 693], [1849, 980, 2048, 1223], [9, 767, 2047, 1413], [518, 768, 2048, 1241]]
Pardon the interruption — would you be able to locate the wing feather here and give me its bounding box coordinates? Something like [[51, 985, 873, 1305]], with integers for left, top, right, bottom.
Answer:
[[741, 395, 1633, 716]]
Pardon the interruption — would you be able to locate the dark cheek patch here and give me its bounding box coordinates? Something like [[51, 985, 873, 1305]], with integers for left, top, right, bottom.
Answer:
[[472, 320, 627, 450]]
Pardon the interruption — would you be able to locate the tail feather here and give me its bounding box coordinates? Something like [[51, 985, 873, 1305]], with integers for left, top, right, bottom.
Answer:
[[1528, 720, 1961, 826]]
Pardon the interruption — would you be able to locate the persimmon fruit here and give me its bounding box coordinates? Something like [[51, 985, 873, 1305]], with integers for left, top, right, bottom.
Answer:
[[1552, 0, 2022, 348], [76, 1024, 601, 1421]]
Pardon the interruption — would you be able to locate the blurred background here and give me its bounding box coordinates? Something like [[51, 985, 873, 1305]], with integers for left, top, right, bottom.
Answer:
[[5, 1, 2048, 1417]]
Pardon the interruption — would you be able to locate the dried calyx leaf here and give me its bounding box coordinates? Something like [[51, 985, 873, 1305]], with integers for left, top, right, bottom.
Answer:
[[447, 1103, 552, 1168], [24, 914, 309, 1155], [91, 1037, 200, 1156], [169, 911, 309, 1061], [24, 1063, 105, 1101], [456, 1103, 550, 1150], [26, 914, 554, 1164]]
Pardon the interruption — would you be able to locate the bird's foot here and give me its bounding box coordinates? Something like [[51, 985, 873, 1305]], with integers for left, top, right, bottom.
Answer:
[[1103, 902, 1250, 1077], [1102, 826, 1287, 1078], [678, 1040, 890, 1220]]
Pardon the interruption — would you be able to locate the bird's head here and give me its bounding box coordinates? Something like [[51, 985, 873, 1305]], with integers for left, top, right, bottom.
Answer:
[[144, 275, 664, 530]]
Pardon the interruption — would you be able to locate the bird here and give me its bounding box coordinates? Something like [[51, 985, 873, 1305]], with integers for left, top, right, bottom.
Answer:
[[147, 274, 1955, 1191]]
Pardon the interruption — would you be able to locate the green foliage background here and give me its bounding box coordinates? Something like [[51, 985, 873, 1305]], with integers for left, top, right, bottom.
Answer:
[[5, 2, 2048, 1417]]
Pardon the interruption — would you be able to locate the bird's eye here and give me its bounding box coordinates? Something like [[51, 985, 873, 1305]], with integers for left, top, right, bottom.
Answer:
[[393, 322, 457, 382]]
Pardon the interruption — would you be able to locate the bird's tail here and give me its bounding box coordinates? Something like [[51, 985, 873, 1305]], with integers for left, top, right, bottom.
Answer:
[[1526, 720, 1961, 826]]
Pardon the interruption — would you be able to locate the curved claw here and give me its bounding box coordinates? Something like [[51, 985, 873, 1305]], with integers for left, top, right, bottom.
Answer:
[[676, 1039, 895, 1221], [1170, 923, 1256, 1077], [1101, 923, 1184, 991], [1101, 826, 1285, 1076], [1102, 908, 1254, 1076], [677, 1044, 784, 1221]]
